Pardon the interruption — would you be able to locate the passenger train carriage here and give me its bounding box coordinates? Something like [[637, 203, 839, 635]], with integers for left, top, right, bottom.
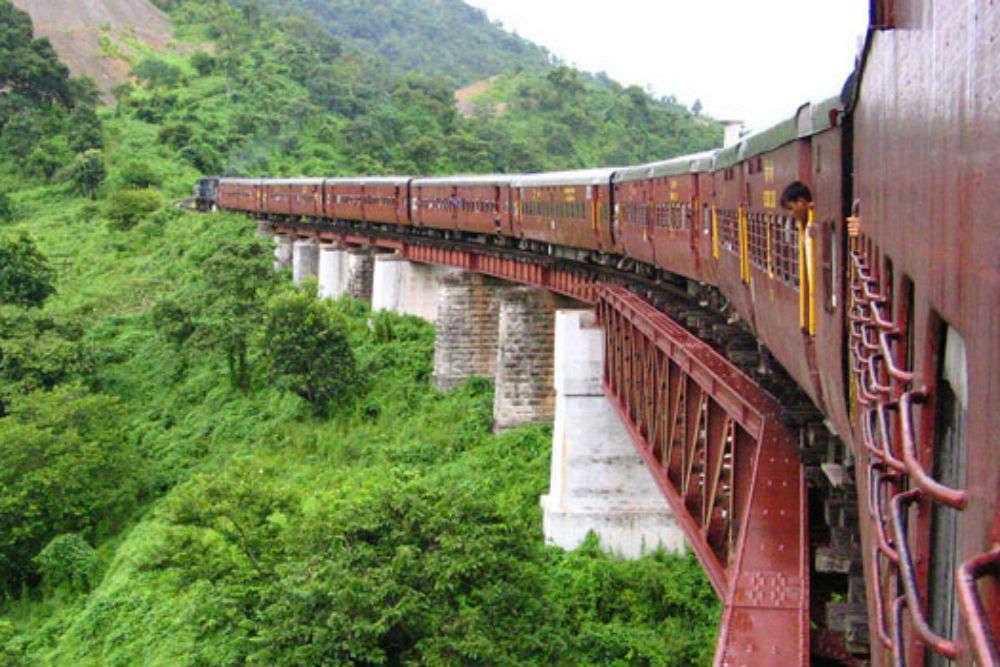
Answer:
[[203, 2, 999, 664]]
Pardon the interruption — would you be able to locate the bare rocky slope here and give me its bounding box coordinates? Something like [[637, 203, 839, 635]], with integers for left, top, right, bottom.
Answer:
[[11, 0, 175, 98]]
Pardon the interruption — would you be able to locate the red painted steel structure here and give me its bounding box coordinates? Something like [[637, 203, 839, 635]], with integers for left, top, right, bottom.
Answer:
[[599, 285, 809, 666]]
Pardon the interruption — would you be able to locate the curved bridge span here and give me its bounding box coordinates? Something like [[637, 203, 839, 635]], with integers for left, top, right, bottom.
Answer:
[[269, 218, 811, 666]]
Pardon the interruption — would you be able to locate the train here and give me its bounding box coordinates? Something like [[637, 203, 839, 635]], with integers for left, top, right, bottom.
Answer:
[[201, 1, 999, 665]]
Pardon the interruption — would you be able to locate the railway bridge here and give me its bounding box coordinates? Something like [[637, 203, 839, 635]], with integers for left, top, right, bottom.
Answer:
[[213, 3, 1000, 664], [265, 221, 824, 667]]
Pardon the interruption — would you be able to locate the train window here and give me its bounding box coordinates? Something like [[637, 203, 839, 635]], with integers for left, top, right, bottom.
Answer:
[[771, 215, 800, 288], [927, 320, 967, 667], [702, 204, 711, 235], [718, 208, 741, 254]]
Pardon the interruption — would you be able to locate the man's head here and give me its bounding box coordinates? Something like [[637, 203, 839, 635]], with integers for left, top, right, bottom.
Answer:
[[780, 181, 813, 224]]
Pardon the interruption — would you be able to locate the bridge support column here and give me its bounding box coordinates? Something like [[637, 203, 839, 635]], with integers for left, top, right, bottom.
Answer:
[[346, 248, 374, 303], [292, 239, 319, 286], [373, 253, 457, 322], [540, 309, 684, 558], [273, 234, 293, 271], [492, 287, 559, 432], [256, 222, 272, 238], [371, 252, 406, 313], [433, 272, 504, 391], [318, 244, 348, 299]]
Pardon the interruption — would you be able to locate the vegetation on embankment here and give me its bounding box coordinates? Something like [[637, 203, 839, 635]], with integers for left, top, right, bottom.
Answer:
[[0, 0, 720, 664]]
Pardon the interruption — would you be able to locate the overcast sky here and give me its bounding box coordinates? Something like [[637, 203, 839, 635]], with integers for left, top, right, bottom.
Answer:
[[464, 0, 870, 133]]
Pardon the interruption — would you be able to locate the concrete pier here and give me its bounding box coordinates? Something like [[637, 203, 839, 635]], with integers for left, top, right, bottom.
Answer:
[[432, 272, 505, 391], [273, 234, 293, 271], [540, 309, 685, 558], [372, 254, 457, 322], [371, 252, 407, 314], [292, 239, 319, 286], [318, 244, 349, 299]]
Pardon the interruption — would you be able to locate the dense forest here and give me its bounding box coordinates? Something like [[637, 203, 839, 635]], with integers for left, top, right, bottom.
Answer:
[[0, 0, 721, 664], [150, 0, 554, 86]]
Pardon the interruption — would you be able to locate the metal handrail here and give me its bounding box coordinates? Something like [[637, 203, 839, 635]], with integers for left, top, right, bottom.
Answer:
[[957, 543, 1000, 667], [848, 241, 988, 666], [868, 463, 900, 562], [870, 543, 896, 649], [898, 391, 968, 509], [890, 489, 959, 659], [878, 329, 914, 382]]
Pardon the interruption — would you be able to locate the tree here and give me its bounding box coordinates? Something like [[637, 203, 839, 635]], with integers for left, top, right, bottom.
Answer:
[[118, 159, 161, 189], [0, 233, 55, 307], [67, 105, 103, 152], [67, 75, 100, 107], [199, 240, 275, 391], [0, 386, 144, 592], [0, 307, 91, 414], [105, 188, 163, 230], [263, 289, 359, 415], [132, 58, 185, 89], [190, 50, 216, 75], [65, 149, 106, 198], [0, 1, 74, 108]]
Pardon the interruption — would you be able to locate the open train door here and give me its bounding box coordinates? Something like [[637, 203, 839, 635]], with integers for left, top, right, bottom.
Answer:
[[690, 178, 702, 272], [494, 185, 502, 234], [514, 186, 525, 238], [589, 184, 603, 250]]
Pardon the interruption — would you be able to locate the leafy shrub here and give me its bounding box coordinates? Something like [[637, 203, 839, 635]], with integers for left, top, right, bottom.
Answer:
[[264, 289, 360, 415], [0, 192, 10, 222], [0, 233, 55, 307], [33, 533, 97, 593], [251, 479, 551, 666], [0, 386, 145, 592], [24, 140, 69, 182], [132, 58, 185, 88], [151, 298, 194, 348], [190, 50, 216, 75], [0, 307, 91, 410], [180, 140, 222, 174], [106, 188, 163, 230], [117, 159, 161, 189]]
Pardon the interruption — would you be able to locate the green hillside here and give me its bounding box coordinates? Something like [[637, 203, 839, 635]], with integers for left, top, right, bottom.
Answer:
[[0, 1, 720, 664], [228, 0, 552, 86]]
